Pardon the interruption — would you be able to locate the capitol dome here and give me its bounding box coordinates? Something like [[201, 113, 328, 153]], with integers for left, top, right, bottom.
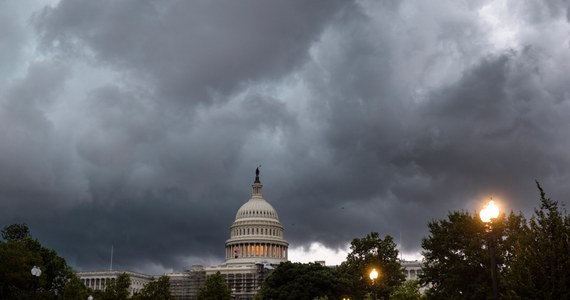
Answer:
[[225, 169, 288, 264], [235, 193, 279, 221]]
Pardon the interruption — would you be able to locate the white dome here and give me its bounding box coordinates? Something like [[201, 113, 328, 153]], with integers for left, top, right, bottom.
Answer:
[[224, 169, 288, 264], [235, 198, 279, 220]]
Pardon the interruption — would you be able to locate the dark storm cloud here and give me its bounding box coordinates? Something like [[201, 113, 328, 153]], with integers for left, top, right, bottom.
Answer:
[[34, 0, 353, 106], [2, 0, 570, 273], [0, 61, 71, 214], [263, 1, 570, 253]]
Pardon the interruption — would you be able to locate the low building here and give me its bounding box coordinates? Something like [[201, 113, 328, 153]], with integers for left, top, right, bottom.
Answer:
[[164, 265, 206, 300], [78, 270, 153, 295], [401, 260, 423, 281]]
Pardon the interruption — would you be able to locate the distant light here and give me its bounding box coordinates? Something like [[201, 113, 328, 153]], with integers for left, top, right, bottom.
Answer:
[[369, 268, 378, 281]]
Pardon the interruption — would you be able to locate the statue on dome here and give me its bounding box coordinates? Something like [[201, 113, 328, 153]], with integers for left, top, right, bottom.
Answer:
[[255, 166, 261, 182]]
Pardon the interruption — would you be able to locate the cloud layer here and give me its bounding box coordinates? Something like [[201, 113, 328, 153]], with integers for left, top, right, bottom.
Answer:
[[1, 0, 570, 273]]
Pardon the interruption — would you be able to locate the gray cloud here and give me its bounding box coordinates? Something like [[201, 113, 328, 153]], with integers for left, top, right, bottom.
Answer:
[[34, 0, 353, 106], [1, 0, 570, 273]]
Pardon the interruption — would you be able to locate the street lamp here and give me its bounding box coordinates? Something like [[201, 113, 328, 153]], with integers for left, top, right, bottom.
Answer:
[[31, 266, 41, 291], [480, 198, 500, 300], [88, 295, 93, 300], [369, 268, 378, 300]]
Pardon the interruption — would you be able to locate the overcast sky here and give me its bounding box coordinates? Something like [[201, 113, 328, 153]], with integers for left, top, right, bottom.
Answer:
[[2, 0, 570, 274]]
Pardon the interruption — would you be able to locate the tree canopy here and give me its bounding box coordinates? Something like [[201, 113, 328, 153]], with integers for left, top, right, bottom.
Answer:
[[0, 223, 86, 299], [339, 232, 406, 300], [390, 280, 424, 300], [255, 262, 351, 300], [420, 211, 499, 299], [1, 223, 31, 241], [133, 275, 174, 300], [502, 182, 570, 299], [197, 271, 231, 300], [420, 182, 570, 300], [92, 272, 132, 300]]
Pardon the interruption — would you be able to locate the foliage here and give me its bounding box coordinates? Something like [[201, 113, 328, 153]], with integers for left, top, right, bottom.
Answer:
[[197, 271, 231, 300], [1, 223, 31, 241], [389, 280, 424, 300], [0, 223, 77, 299], [420, 209, 529, 300], [420, 211, 494, 299], [339, 232, 405, 300], [502, 181, 570, 299], [97, 273, 132, 300], [256, 262, 351, 300], [132, 275, 174, 300], [420, 182, 570, 300], [61, 274, 89, 300]]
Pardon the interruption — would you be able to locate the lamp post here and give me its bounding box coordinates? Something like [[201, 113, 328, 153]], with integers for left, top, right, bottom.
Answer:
[[369, 268, 378, 300], [31, 266, 41, 291], [480, 199, 500, 300]]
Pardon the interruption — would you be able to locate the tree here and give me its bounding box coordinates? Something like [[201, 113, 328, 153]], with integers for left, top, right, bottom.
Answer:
[[61, 274, 89, 300], [339, 232, 405, 300], [256, 262, 351, 300], [107, 273, 131, 300], [419, 202, 527, 299], [502, 182, 570, 299], [133, 275, 174, 300], [1, 223, 31, 241], [0, 238, 43, 299], [420, 211, 492, 299], [0, 223, 77, 299], [419, 210, 529, 300], [390, 280, 423, 300], [197, 271, 231, 300]]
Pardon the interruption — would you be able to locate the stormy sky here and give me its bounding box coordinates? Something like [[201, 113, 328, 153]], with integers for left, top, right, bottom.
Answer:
[[2, 0, 570, 274]]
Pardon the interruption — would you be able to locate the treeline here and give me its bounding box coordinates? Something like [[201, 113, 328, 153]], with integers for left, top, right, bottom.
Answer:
[[0, 224, 174, 300], [3, 181, 569, 299], [253, 182, 570, 299]]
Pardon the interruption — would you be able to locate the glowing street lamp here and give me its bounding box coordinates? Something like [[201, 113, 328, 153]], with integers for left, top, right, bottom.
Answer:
[[369, 268, 378, 300], [480, 199, 499, 223], [480, 197, 500, 300], [369, 268, 378, 283]]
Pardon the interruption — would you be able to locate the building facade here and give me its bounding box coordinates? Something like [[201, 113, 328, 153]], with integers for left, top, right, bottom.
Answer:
[[78, 270, 153, 295], [202, 169, 289, 299], [401, 260, 422, 280], [79, 170, 288, 300]]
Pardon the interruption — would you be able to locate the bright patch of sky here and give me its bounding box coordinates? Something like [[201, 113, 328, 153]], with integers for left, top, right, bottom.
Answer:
[[289, 242, 349, 266], [289, 242, 423, 266], [479, 0, 519, 51]]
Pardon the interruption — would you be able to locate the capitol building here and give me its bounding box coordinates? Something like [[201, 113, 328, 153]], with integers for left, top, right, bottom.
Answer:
[[79, 169, 289, 299], [78, 170, 421, 299]]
